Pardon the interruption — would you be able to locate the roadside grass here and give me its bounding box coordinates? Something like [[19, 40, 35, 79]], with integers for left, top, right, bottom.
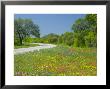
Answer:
[[14, 43, 39, 49], [14, 46, 97, 76]]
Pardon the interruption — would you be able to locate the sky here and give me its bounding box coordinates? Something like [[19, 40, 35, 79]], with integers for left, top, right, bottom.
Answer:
[[15, 14, 85, 37]]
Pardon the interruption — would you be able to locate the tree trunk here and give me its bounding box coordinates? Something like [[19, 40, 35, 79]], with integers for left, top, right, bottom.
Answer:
[[19, 37, 22, 45]]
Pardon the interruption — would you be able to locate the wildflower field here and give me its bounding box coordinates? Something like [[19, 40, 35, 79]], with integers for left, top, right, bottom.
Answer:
[[14, 46, 97, 76]]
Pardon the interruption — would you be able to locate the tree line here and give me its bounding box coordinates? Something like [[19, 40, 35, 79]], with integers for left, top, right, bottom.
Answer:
[[14, 14, 97, 47]]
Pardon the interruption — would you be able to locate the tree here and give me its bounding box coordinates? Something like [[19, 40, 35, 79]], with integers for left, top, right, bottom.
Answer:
[[14, 18, 40, 45], [72, 14, 97, 47], [85, 14, 97, 32], [84, 31, 96, 47], [58, 32, 74, 46], [42, 33, 59, 44], [72, 18, 90, 33]]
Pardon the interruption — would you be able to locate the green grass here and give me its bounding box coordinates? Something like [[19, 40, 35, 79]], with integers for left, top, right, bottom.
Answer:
[[14, 46, 97, 76], [14, 43, 39, 49]]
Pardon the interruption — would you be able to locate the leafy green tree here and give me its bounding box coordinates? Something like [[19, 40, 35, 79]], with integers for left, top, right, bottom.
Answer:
[[58, 32, 74, 46], [84, 31, 96, 47], [42, 33, 59, 44], [72, 14, 97, 47], [14, 18, 40, 45], [72, 18, 90, 32], [85, 14, 97, 32]]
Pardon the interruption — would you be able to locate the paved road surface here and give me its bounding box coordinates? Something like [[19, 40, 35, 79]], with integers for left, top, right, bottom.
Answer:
[[14, 43, 56, 55]]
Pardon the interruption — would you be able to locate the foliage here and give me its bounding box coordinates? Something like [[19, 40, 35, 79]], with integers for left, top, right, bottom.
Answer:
[[58, 32, 74, 46], [72, 14, 97, 47], [14, 18, 40, 45], [42, 33, 59, 44], [14, 14, 97, 48], [85, 14, 97, 32], [84, 31, 97, 47]]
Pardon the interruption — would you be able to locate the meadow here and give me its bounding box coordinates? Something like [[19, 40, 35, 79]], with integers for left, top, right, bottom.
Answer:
[[14, 14, 97, 76], [14, 46, 97, 76]]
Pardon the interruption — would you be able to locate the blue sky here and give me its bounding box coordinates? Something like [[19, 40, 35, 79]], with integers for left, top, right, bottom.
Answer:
[[15, 14, 85, 37]]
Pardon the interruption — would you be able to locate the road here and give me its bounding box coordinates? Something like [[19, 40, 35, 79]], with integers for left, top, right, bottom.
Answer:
[[14, 43, 56, 55]]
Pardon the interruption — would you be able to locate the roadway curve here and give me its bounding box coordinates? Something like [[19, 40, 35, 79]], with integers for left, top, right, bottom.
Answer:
[[14, 43, 56, 55]]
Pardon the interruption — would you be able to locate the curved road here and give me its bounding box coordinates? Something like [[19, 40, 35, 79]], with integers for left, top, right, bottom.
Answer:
[[14, 43, 56, 55]]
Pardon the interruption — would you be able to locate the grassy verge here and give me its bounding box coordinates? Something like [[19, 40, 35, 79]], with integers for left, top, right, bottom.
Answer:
[[14, 43, 39, 49], [14, 46, 97, 76]]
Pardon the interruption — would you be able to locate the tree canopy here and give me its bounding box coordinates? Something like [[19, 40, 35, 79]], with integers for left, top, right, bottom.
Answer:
[[42, 33, 59, 44], [14, 18, 40, 45], [72, 14, 97, 47]]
